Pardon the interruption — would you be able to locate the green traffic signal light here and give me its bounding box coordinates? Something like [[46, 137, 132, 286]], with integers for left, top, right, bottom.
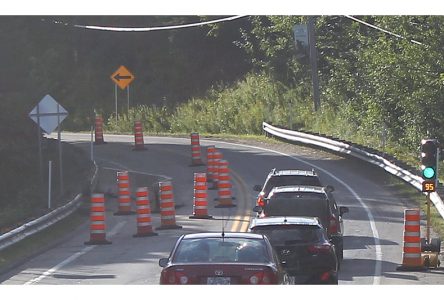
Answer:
[[421, 139, 438, 181], [422, 167, 435, 179]]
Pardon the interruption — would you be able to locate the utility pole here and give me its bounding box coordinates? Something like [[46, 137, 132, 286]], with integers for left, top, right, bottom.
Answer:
[[308, 16, 320, 111]]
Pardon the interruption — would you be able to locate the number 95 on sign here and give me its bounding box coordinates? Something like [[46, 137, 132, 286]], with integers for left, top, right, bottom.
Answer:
[[422, 180, 436, 193]]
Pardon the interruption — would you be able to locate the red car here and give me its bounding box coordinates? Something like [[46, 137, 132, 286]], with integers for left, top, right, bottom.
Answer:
[[159, 232, 290, 284]]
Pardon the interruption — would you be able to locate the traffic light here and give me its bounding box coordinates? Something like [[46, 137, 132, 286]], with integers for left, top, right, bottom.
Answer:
[[421, 139, 438, 192]]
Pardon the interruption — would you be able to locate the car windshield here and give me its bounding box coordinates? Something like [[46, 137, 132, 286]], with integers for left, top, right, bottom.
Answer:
[[264, 192, 328, 220], [263, 175, 321, 195], [172, 237, 270, 263], [251, 225, 324, 245]]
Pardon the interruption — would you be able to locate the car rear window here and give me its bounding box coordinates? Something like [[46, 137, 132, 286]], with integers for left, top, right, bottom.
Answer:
[[264, 192, 329, 220], [173, 238, 271, 263], [263, 175, 322, 195], [251, 225, 324, 245]]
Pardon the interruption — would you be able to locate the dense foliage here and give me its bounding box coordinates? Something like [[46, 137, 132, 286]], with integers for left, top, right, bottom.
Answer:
[[1, 16, 444, 218], [109, 16, 444, 156]]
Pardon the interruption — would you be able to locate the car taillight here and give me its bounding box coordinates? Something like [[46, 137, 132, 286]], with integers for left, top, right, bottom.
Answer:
[[249, 274, 260, 284], [320, 271, 331, 282], [247, 271, 275, 284], [162, 270, 189, 284], [328, 215, 338, 234], [262, 273, 272, 284], [257, 195, 265, 207], [178, 273, 189, 284], [166, 270, 176, 284], [307, 244, 332, 254]]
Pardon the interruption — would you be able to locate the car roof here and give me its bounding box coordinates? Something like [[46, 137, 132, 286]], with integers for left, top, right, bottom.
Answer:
[[270, 185, 326, 194], [250, 216, 322, 228], [270, 169, 317, 177], [181, 232, 265, 240]]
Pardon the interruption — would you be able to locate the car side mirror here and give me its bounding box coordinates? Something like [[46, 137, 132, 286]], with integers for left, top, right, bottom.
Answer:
[[253, 206, 262, 213], [159, 258, 169, 267], [325, 185, 335, 193], [339, 206, 349, 216], [253, 185, 262, 192]]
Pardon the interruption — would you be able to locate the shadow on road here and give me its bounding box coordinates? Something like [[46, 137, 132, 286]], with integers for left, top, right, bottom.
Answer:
[[343, 235, 399, 250], [339, 258, 419, 282]]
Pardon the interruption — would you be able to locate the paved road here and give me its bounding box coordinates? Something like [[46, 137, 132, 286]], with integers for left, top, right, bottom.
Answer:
[[1, 133, 443, 285]]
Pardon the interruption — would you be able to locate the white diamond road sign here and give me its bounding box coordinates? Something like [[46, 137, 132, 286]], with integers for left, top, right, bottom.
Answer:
[[28, 95, 69, 134]]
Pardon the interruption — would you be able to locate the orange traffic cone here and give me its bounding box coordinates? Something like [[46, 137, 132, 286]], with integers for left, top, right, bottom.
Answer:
[[215, 159, 236, 208], [85, 193, 111, 245], [94, 115, 106, 145], [190, 173, 213, 219], [209, 150, 223, 190], [114, 171, 136, 215], [397, 208, 426, 270], [190, 132, 205, 166], [206, 145, 216, 184], [156, 181, 182, 230], [133, 187, 158, 237], [133, 121, 147, 151]]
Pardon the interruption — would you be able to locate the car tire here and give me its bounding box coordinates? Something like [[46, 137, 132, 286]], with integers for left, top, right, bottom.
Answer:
[[431, 238, 441, 253]]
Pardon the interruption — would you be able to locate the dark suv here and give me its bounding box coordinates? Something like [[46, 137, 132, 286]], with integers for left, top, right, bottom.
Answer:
[[253, 169, 334, 207], [253, 186, 348, 261], [250, 216, 338, 284]]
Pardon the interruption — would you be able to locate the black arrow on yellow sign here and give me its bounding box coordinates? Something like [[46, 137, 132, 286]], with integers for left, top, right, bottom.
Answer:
[[111, 65, 135, 90], [113, 73, 133, 81]]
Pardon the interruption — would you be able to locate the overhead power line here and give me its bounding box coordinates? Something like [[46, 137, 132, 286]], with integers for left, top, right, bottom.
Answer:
[[46, 15, 248, 32], [344, 15, 427, 46]]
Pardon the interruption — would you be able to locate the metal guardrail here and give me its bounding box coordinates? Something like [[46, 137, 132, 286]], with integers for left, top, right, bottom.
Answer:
[[2, 126, 443, 251], [0, 161, 99, 251], [263, 122, 444, 220]]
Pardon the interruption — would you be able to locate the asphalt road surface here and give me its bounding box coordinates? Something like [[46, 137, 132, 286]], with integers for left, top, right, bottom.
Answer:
[[1, 133, 443, 285]]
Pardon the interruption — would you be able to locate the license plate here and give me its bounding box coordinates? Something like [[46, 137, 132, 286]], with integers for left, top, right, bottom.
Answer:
[[207, 277, 231, 285]]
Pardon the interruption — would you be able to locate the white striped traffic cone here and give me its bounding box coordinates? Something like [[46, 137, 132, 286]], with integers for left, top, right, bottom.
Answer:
[[190, 132, 205, 166], [94, 115, 106, 145], [133, 121, 147, 151], [215, 159, 236, 208], [206, 145, 216, 184], [209, 150, 222, 190], [396, 208, 426, 270], [190, 173, 213, 219], [114, 171, 136, 215], [85, 193, 111, 245], [133, 187, 158, 237], [156, 181, 182, 230]]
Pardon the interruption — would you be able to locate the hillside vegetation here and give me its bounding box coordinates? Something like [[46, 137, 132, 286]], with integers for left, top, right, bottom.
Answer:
[[1, 16, 444, 227], [109, 16, 444, 155]]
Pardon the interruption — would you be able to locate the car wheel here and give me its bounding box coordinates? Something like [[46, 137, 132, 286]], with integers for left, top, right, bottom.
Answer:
[[431, 238, 441, 253]]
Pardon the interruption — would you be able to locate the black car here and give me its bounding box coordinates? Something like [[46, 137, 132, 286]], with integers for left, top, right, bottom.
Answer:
[[158, 232, 290, 284], [253, 169, 334, 207], [253, 186, 348, 261], [250, 216, 338, 284]]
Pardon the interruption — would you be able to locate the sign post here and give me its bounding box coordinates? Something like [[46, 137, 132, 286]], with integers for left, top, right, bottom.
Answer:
[[48, 160, 52, 209], [308, 16, 320, 112], [29, 95, 69, 202], [110, 65, 135, 124]]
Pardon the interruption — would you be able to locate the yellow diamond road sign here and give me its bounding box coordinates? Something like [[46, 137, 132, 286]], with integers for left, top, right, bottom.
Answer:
[[111, 65, 135, 90]]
